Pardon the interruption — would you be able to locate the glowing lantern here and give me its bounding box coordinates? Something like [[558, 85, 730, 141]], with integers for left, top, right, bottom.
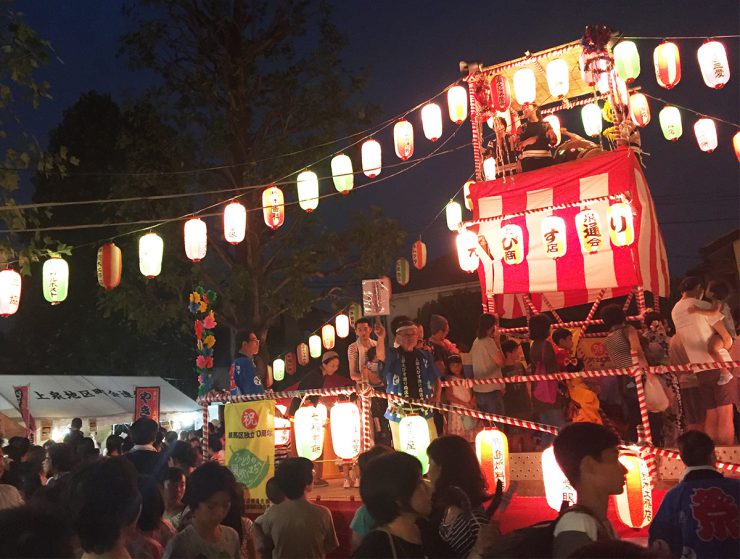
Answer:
[[575, 209, 604, 254], [395, 257, 410, 286], [331, 154, 354, 194], [489, 74, 511, 112], [445, 200, 462, 231], [393, 120, 414, 161], [184, 218, 207, 262], [361, 139, 382, 178], [733, 132, 740, 162], [397, 415, 431, 474], [653, 41, 681, 89], [513, 68, 536, 106], [330, 402, 362, 460], [447, 85, 468, 124], [581, 103, 602, 137], [221, 202, 246, 245], [542, 446, 577, 511], [541, 216, 567, 259], [348, 302, 363, 327], [543, 115, 561, 145], [483, 157, 496, 181], [285, 352, 297, 375], [608, 203, 635, 247], [629, 94, 651, 127], [139, 232, 164, 278], [0, 269, 22, 317], [659, 106, 683, 141], [463, 181, 474, 210], [697, 41, 730, 89], [456, 229, 480, 272], [308, 334, 322, 358], [411, 240, 427, 270], [321, 324, 336, 350], [297, 170, 319, 212], [297, 343, 310, 366], [294, 403, 327, 461], [262, 186, 285, 230], [275, 404, 291, 446], [596, 68, 616, 96], [612, 76, 629, 109], [614, 41, 640, 83], [96, 242, 122, 291], [420, 103, 443, 141], [272, 358, 285, 382], [693, 118, 718, 153], [475, 428, 510, 492], [546, 59, 569, 98], [42, 256, 69, 305], [500, 224, 524, 265], [614, 453, 653, 529], [336, 314, 350, 338]]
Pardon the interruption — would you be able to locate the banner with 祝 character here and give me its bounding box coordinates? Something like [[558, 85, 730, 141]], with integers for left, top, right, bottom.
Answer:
[[225, 401, 275, 506], [13, 385, 35, 443], [134, 386, 160, 423]]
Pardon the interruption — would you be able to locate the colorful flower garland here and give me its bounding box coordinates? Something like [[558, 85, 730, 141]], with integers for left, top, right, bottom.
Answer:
[[189, 286, 217, 397]]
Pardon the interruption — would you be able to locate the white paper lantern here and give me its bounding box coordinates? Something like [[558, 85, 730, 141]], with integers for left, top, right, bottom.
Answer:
[[500, 224, 524, 265], [608, 202, 635, 247], [629, 93, 651, 127], [483, 156, 496, 181], [542, 446, 577, 511], [294, 403, 327, 460], [463, 180, 474, 210], [581, 103, 603, 137], [331, 154, 354, 194], [546, 59, 569, 98], [456, 229, 480, 272], [421, 102, 443, 141], [697, 41, 730, 89], [274, 404, 291, 446], [223, 202, 246, 245], [575, 209, 604, 254], [540, 215, 567, 259], [447, 85, 468, 124], [543, 115, 561, 145], [335, 314, 350, 338], [693, 118, 718, 153], [330, 402, 362, 460], [361, 139, 382, 178], [659, 106, 683, 141], [393, 119, 414, 161], [262, 186, 285, 230], [0, 269, 22, 317], [445, 201, 462, 231], [139, 232, 164, 278], [297, 170, 319, 212], [308, 334, 322, 358], [272, 358, 285, 382], [475, 428, 510, 492], [513, 68, 536, 105], [184, 217, 207, 262]]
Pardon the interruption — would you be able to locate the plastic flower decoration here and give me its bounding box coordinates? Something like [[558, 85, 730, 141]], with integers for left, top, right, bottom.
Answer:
[[204, 335, 216, 349], [189, 286, 218, 397]]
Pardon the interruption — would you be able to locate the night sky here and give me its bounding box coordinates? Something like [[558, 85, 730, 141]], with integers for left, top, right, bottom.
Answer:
[[18, 0, 740, 280]]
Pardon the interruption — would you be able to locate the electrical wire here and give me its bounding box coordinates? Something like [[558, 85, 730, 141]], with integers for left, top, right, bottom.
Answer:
[[640, 92, 740, 130]]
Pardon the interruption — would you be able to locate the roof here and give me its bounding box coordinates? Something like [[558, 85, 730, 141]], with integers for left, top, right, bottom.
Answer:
[[394, 251, 479, 294]]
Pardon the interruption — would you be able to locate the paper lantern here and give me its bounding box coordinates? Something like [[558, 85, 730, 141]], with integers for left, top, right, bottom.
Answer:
[[608, 203, 635, 247], [336, 314, 350, 338], [445, 201, 462, 231], [297, 343, 310, 366], [308, 334, 322, 358], [612, 76, 629, 109], [43, 256, 69, 305], [456, 229, 480, 272], [420, 103, 442, 141], [475, 428, 510, 492], [579, 50, 610, 87], [490, 74, 511, 112], [575, 209, 604, 254], [693, 118, 718, 153], [629, 94, 651, 127], [348, 302, 363, 327], [541, 215, 567, 259], [698, 41, 730, 89], [614, 41, 640, 83], [272, 358, 285, 382], [331, 154, 354, 194], [483, 157, 496, 181], [659, 106, 683, 141], [330, 402, 362, 460], [223, 202, 246, 244], [96, 242, 122, 291], [546, 59, 569, 98], [139, 232, 164, 278], [653, 41, 681, 89], [184, 217, 207, 262], [411, 240, 427, 270], [262, 186, 285, 229], [733, 132, 740, 162], [543, 115, 561, 145], [447, 85, 468, 124], [285, 352, 297, 375], [462, 181, 474, 211], [596, 68, 616, 96], [0, 269, 22, 317], [361, 139, 382, 178], [297, 170, 319, 212], [274, 404, 291, 446], [581, 103, 602, 137], [500, 224, 524, 265], [294, 403, 327, 461], [395, 257, 410, 286], [614, 453, 653, 529], [512, 68, 536, 106], [542, 446, 577, 511], [321, 324, 335, 350], [397, 415, 431, 474], [393, 120, 414, 161]]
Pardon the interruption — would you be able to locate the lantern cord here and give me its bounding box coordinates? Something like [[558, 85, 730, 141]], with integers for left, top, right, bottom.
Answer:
[[622, 34, 740, 40], [417, 172, 474, 238], [639, 92, 740, 130]]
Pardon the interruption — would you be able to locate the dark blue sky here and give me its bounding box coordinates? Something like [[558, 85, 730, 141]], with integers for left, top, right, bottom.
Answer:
[[19, 0, 740, 279]]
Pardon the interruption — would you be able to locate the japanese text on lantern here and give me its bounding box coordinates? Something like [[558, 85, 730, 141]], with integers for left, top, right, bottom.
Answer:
[[500, 224, 523, 265], [576, 209, 603, 254]]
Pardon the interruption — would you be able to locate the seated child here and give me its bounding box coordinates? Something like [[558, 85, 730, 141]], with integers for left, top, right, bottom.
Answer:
[[443, 354, 478, 442], [552, 329, 601, 424], [500, 339, 534, 452], [688, 280, 735, 385]]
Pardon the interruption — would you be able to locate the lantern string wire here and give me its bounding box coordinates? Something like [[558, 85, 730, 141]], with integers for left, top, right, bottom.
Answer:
[[639, 92, 740, 129], [417, 172, 474, 239], [622, 34, 740, 40]]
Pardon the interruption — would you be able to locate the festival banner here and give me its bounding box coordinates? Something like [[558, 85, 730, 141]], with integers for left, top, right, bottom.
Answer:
[[577, 336, 611, 372], [13, 385, 35, 443], [225, 400, 275, 506], [134, 386, 161, 423]]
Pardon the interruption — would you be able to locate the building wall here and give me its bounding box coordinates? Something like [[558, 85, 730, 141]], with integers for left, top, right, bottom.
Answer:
[[390, 281, 479, 323]]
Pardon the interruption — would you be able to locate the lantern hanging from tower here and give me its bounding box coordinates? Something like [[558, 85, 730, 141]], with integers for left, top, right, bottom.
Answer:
[[512, 68, 536, 106], [321, 324, 335, 350], [733, 132, 740, 162], [659, 106, 683, 141], [543, 115, 561, 145], [297, 170, 319, 212], [43, 256, 69, 305], [395, 257, 410, 286], [500, 224, 524, 265], [629, 94, 651, 127], [330, 402, 362, 460], [614, 41, 640, 83], [542, 446, 577, 511], [0, 269, 22, 317], [575, 209, 604, 254], [262, 186, 285, 229], [297, 343, 310, 366], [361, 139, 382, 178], [184, 217, 207, 262], [540, 216, 567, 259], [475, 428, 510, 492], [139, 232, 164, 278], [411, 240, 427, 270], [483, 157, 496, 181], [653, 41, 681, 89], [331, 154, 354, 194], [456, 229, 480, 272], [272, 358, 285, 382], [445, 201, 462, 231], [447, 85, 468, 124], [463, 181, 474, 210], [546, 59, 569, 98], [294, 403, 327, 461], [608, 203, 635, 247], [397, 415, 431, 474], [223, 202, 246, 244], [335, 314, 350, 338], [97, 242, 122, 291], [581, 103, 603, 137], [393, 120, 414, 161], [614, 453, 653, 529], [285, 352, 297, 375], [697, 40, 730, 89], [348, 302, 363, 327], [489, 74, 511, 112], [421, 102, 443, 141], [308, 334, 322, 358], [693, 118, 718, 153]]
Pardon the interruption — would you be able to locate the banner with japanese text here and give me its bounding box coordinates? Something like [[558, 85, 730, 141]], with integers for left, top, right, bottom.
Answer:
[[225, 400, 275, 506], [13, 385, 35, 443], [134, 387, 160, 423]]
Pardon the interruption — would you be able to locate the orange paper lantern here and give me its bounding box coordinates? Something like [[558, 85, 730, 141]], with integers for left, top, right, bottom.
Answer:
[[96, 242, 122, 291], [321, 324, 336, 350], [262, 186, 285, 229], [447, 85, 468, 124], [475, 428, 510, 491], [614, 453, 653, 529]]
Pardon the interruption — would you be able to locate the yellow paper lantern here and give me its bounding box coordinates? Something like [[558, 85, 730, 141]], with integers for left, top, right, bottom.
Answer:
[[659, 106, 683, 141], [274, 404, 291, 446], [697, 40, 730, 89], [653, 41, 681, 89], [0, 269, 22, 317], [483, 156, 496, 181], [361, 139, 382, 178], [335, 314, 350, 338], [575, 209, 604, 254], [456, 229, 480, 273], [581, 103, 603, 137], [513, 68, 536, 106], [542, 446, 577, 512], [308, 334, 322, 358], [693, 118, 718, 153], [43, 256, 69, 305], [608, 203, 635, 247], [330, 402, 362, 460], [445, 200, 462, 231], [500, 224, 524, 265], [614, 41, 640, 83], [321, 324, 336, 350], [331, 154, 354, 194], [294, 403, 327, 461], [393, 119, 414, 161], [733, 132, 740, 162], [475, 428, 510, 492], [421, 102, 443, 141], [297, 170, 319, 212], [629, 93, 651, 127], [541, 215, 567, 259], [184, 217, 207, 262], [447, 85, 468, 124], [262, 186, 285, 229], [546, 59, 569, 98], [614, 453, 653, 529], [463, 181, 474, 210], [397, 415, 431, 474], [272, 358, 285, 382], [139, 232, 164, 278], [223, 202, 246, 244]]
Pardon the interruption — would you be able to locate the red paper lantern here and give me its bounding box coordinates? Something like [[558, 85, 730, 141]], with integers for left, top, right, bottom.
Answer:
[[489, 74, 511, 113], [411, 240, 427, 270], [653, 42, 681, 90], [262, 186, 285, 230], [96, 242, 122, 291], [297, 343, 310, 366], [285, 352, 297, 375], [393, 120, 414, 161], [629, 93, 651, 127]]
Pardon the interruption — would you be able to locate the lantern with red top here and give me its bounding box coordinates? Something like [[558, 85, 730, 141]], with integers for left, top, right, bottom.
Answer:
[[262, 186, 285, 229], [97, 242, 122, 291], [393, 119, 414, 161], [653, 41, 681, 89]]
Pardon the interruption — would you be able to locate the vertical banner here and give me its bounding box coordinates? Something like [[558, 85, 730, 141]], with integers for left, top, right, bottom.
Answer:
[[134, 386, 161, 423], [13, 385, 35, 443], [225, 401, 275, 506]]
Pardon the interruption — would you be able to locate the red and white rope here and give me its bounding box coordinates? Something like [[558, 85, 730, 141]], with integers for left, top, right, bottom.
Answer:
[[498, 315, 643, 334], [358, 383, 375, 453], [198, 386, 357, 404]]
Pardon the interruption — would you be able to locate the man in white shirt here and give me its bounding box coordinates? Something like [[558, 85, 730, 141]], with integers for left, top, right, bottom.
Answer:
[[469, 314, 505, 415]]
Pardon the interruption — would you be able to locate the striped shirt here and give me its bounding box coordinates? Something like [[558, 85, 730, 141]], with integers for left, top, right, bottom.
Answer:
[[347, 339, 377, 383], [604, 327, 635, 368], [439, 506, 488, 558]]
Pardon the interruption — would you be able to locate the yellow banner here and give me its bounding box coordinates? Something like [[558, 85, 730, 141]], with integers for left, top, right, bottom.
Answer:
[[577, 335, 611, 371], [224, 400, 275, 506]]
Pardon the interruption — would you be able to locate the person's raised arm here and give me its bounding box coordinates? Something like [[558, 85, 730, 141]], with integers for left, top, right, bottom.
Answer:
[[373, 320, 386, 363]]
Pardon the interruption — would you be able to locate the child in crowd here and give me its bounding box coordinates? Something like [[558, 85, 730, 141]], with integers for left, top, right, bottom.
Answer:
[[350, 445, 395, 551], [500, 339, 534, 452], [688, 279, 735, 385], [265, 477, 285, 507], [552, 328, 601, 424], [443, 354, 478, 443], [163, 467, 186, 529]]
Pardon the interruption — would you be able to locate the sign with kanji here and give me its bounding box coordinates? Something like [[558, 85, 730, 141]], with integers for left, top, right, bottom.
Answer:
[[134, 386, 160, 423], [13, 384, 35, 443]]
